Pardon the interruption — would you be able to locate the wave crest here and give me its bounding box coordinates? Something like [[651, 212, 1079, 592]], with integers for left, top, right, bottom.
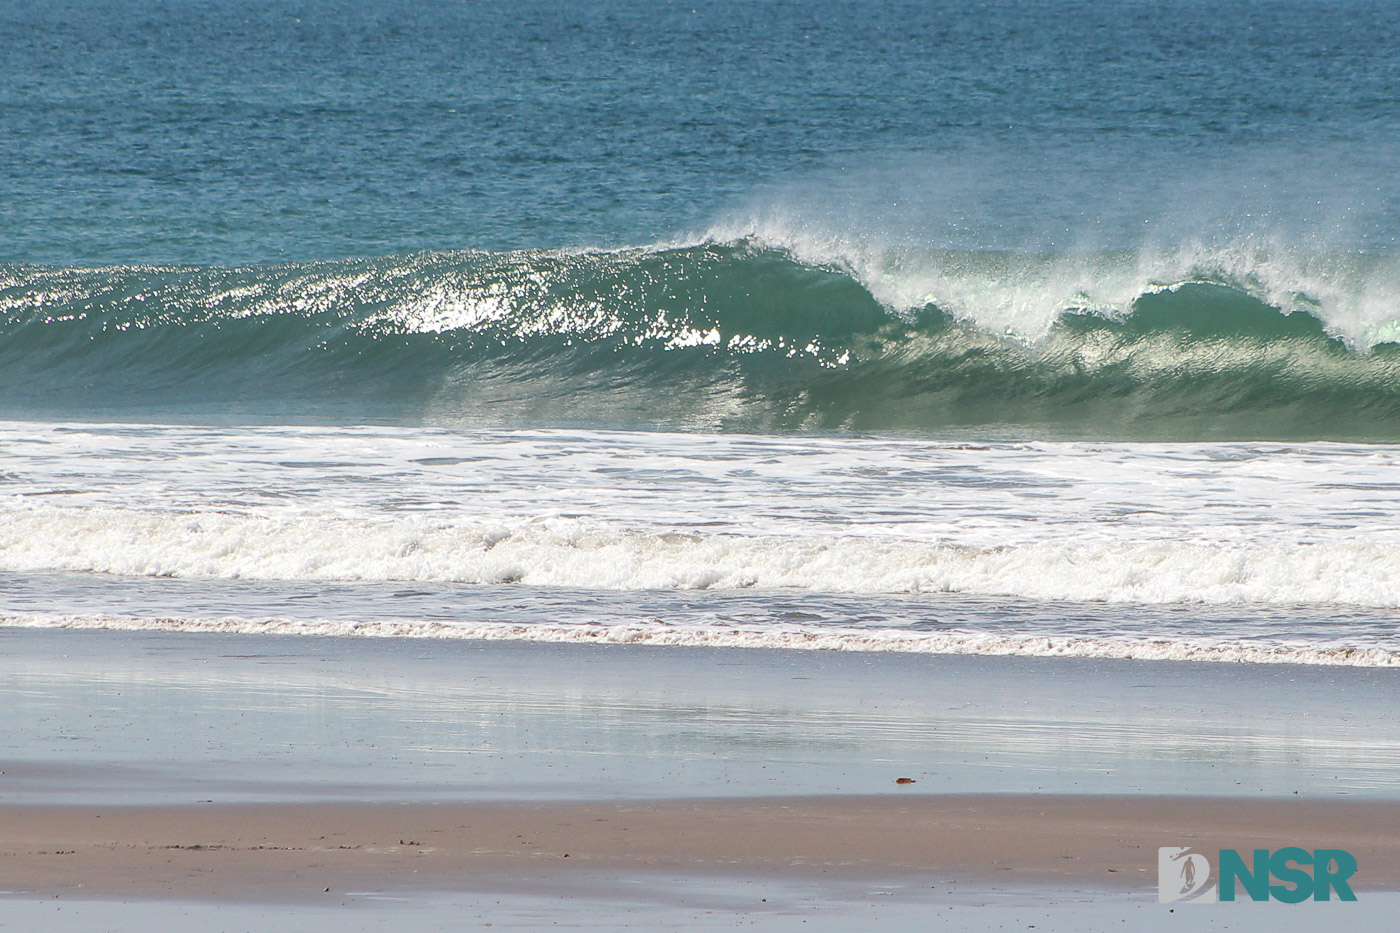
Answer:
[[2, 240, 1399, 437]]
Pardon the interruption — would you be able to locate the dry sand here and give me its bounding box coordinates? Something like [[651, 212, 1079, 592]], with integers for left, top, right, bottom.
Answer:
[[3, 794, 1398, 902]]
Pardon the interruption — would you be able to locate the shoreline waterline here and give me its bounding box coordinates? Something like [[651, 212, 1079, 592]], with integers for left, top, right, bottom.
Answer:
[[5, 613, 1398, 668]]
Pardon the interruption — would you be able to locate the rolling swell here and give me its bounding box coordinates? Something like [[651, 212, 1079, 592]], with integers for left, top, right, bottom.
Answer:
[[2, 242, 1399, 438]]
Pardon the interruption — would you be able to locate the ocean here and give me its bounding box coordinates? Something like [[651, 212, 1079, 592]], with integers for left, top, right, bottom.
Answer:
[[4, 0, 1400, 667]]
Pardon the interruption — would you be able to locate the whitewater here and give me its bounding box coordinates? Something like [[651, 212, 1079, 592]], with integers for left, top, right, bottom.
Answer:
[[4, 0, 1400, 669], [2, 422, 1397, 665]]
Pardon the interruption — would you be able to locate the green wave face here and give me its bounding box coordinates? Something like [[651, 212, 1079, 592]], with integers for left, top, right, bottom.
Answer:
[[3, 242, 1400, 439]]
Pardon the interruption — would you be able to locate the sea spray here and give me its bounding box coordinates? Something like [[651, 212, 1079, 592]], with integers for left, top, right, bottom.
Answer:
[[4, 241, 1400, 437]]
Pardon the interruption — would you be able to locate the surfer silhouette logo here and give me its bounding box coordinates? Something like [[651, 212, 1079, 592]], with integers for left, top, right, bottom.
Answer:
[[1159, 847, 1218, 903]]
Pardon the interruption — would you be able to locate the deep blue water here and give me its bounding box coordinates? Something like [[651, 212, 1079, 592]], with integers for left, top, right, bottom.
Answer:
[[4, 0, 1399, 265]]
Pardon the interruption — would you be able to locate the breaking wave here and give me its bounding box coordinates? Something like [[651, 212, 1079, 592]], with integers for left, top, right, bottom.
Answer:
[[4, 237, 1400, 438], [5, 506, 1400, 608]]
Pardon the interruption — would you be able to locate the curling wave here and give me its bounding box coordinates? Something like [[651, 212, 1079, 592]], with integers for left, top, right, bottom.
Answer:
[[3, 239, 1400, 437]]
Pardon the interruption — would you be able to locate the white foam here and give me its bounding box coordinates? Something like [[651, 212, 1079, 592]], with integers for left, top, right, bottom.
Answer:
[[4, 612, 1394, 667], [705, 220, 1400, 350], [6, 505, 1400, 606], [5, 424, 1400, 607]]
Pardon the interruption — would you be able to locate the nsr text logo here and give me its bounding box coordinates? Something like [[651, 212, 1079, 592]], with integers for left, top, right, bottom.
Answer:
[[1159, 847, 1358, 904]]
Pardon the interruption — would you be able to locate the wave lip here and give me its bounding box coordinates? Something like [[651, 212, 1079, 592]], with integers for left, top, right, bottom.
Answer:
[[3, 241, 1400, 436]]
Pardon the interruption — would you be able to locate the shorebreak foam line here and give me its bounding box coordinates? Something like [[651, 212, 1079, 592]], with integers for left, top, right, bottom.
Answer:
[[3, 614, 1395, 668], [6, 505, 1400, 607]]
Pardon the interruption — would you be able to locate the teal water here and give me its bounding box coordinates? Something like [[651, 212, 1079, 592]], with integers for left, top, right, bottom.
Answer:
[[5, 0, 1398, 264], [3, 0, 1400, 437], [6, 245, 1400, 437]]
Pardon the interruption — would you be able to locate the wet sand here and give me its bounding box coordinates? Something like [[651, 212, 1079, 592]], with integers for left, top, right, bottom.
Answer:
[[4, 794, 1399, 902], [3, 627, 1399, 929], [4, 627, 1399, 806]]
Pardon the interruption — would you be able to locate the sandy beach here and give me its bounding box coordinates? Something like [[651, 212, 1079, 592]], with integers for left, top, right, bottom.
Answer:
[[2, 627, 1398, 931], [4, 795, 1400, 902]]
